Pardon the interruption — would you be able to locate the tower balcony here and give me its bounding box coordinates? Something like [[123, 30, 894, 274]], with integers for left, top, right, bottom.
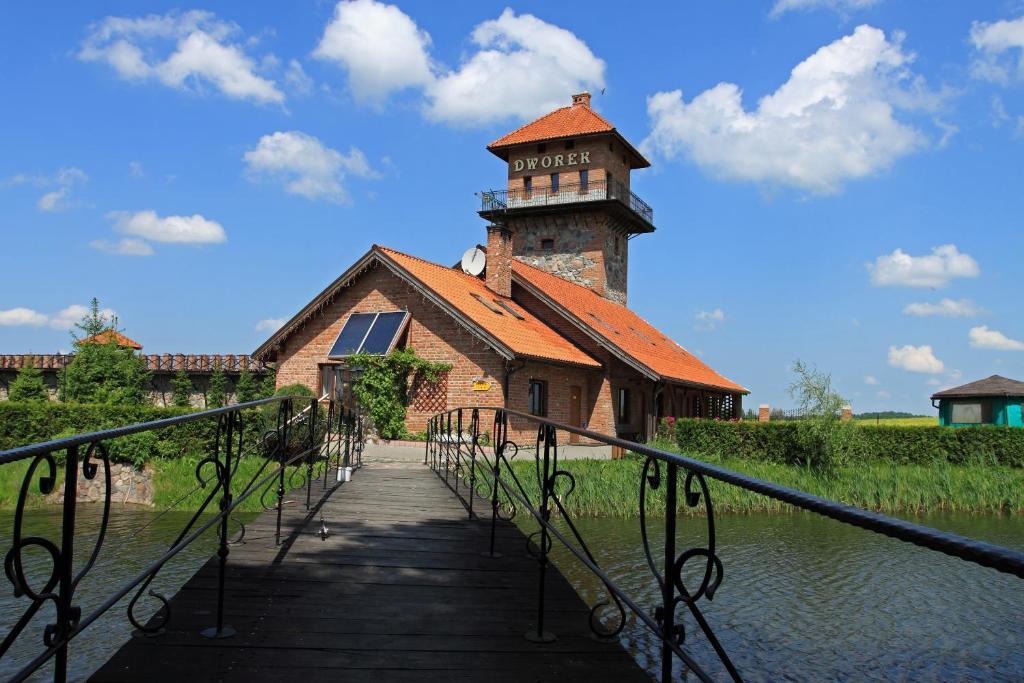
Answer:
[[478, 178, 655, 233]]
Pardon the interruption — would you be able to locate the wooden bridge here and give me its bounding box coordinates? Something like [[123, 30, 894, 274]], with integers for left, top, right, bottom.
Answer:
[[90, 445, 649, 682]]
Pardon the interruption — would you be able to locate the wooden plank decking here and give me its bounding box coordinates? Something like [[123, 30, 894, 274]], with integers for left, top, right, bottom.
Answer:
[[90, 446, 650, 682]]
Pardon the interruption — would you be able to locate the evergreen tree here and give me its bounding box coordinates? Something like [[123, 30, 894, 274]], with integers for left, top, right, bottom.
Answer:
[[234, 368, 259, 403], [60, 298, 150, 405], [206, 364, 227, 408], [259, 369, 277, 399], [9, 358, 50, 402], [171, 370, 192, 408]]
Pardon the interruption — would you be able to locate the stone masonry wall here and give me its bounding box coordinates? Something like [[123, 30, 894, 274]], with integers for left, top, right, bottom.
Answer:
[[47, 462, 155, 506]]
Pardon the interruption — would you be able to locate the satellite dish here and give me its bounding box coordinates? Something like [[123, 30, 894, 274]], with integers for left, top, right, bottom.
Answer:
[[461, 246, 486, 276]]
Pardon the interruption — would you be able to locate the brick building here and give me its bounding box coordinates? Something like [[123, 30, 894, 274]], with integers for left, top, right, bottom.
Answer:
[[253, 93, 747, 441]]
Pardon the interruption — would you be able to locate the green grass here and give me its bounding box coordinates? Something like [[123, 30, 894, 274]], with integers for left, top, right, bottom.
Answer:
[[854, 417, 937, 427], [498, 452, 1024, 518]]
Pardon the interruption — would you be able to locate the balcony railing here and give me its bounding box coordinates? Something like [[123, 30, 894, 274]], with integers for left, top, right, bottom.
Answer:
[[480, 178, 654, 226]]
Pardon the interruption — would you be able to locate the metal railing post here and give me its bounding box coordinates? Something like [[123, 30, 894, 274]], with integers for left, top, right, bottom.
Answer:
[[483, 410, 504, 559], [467, 408, 478, 519], [660, 462, 678, 682], [275, 399, 290, 547], [203, 414, 237, 639], [306, 398, 316, 511], [526, 423, 556, 643], [53, 444, 79, 683], [455, 409, 462, 496]]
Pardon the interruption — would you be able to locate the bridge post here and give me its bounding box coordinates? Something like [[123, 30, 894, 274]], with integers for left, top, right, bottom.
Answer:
[[467, 408, 478, 519], [202, 412, 237, 639], [52, 444, 79, 683], [483, 410, 504, 559], [455, 410, 462, 496], [275, 399, 291, 547], [306, 398, 316, 511], [525, 423, 557, 643], [660, 462, 678, 682]]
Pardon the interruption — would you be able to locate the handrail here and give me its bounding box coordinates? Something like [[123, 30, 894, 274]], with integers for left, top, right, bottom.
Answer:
[[479, 178, 654, 225], [0, 394, 364, 683], [424, 406, 1024, 683]]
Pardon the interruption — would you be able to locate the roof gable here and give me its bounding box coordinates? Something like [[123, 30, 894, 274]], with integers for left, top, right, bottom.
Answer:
[[931, 375, 1024, 399], [511, 260, 748, 394]]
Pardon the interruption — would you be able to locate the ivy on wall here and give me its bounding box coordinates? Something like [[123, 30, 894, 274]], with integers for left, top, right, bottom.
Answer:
[[347, 349, 451, 440]]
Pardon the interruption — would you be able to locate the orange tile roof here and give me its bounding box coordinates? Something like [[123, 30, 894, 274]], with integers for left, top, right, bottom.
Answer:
[[80, 329, 143, 350], [512, 261, 748, 393], [488, 102, 615, 149], [376, 247, 600, 369]]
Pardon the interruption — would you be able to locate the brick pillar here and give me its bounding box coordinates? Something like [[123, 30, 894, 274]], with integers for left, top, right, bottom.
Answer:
[[841, 405, 853, 422], [758, 404, 770, 422], [485, 224, 512, 297]]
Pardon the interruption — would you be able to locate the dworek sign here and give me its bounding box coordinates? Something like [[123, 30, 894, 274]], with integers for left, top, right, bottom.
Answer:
[[512, 151, 590, 172]]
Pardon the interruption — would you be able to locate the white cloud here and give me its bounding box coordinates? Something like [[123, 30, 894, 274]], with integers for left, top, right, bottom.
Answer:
[[969, 16, 1024, 85], [926, 378, 941, 386], [694, 308, 725, 331], [129, 161, 145, 178], [108, 210, 226, 244], [969, 325, 1024, 351], [425, 9, 606, 126], [643, 25, 937, 194], [78, 10, 283, 104], [5, 166, 88, 212], [313, 3, 604, 126], [770, 0, 881, 18], [90, 238, 155, 256], [285, 59, 313, 94], [256, 318, 286, 332], [902, 298, 983, 317], [314, 0, 434, 104], [864, 375, 879, 385], [888, 344, 944, 374], [0, 307, 49, 327], [867, 244, 979, 288], [243, 131, 377, 203], [49, 304, 116, 331]]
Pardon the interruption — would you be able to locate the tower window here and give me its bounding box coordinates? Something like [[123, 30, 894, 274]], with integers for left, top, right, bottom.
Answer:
[[565, 139, 575, 150], [537, 143, 547, 153], [540, 238, 554, 252], [550, 172, 559, 192], [523, 176, 532, 198], [580, 169, 589, 191], [529, 380, 548, 417]]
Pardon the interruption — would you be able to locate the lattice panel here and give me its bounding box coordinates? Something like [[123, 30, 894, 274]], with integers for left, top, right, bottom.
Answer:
[[411, 371, 449, 414]]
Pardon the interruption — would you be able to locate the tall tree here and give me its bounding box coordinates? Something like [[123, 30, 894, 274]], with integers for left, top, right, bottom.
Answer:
[[60, 298, 150, 405], [206, 364, 227, 408], [171, 370, 192, 408], [234, 368, 259, 403], [9, 358, 49, 402]]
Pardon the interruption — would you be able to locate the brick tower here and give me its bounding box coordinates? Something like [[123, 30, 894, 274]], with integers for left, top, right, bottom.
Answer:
[[479, 92, 654, 305]]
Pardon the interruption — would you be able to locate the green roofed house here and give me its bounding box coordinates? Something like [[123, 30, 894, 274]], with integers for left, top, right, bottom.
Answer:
[[931, 375, 1024, 427]]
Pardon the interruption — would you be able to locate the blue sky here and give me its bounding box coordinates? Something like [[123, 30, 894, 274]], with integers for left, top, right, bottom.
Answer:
[[1, 0, 1023, 414]]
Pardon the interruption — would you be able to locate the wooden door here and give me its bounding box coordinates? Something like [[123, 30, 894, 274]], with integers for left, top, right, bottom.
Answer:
[[569, 386, 582, 444]]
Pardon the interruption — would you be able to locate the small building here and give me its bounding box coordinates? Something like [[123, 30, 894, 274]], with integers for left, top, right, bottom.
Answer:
[[253, 93, 748, 442], [931, 375, 1024, 427]]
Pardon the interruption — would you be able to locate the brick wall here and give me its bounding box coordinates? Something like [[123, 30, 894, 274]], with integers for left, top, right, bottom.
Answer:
[[504, 135, 633, 193]]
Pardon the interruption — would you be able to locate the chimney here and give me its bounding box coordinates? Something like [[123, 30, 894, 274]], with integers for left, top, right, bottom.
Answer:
[[571, 92, 591, 108], [841, 405, 853, 422], [485, 224, 512, 298], [758, 404, 770, 422]]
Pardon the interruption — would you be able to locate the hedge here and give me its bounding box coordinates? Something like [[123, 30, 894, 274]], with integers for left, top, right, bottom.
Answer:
[[669, 418, 1024, 468], [0, 401, 320, 467]]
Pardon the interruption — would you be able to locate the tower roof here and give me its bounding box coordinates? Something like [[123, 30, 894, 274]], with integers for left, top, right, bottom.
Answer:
[[487, 93, 650, 168], [80, 329, 143, 350]]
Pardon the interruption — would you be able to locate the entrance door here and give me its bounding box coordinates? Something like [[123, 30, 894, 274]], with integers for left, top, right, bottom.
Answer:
[[569, 386, 582, 444]]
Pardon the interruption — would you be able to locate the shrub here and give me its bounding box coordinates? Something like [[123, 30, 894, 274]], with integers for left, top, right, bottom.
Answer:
[[206, 365, 227, 408], [671, 418, 1024, 468], [170, 370, 192, 408], [347, 349, 451, 440], [9, 359, 49, 402]]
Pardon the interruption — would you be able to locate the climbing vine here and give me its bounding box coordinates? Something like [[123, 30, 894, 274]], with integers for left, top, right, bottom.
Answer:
[[347, 349, 451, 440]]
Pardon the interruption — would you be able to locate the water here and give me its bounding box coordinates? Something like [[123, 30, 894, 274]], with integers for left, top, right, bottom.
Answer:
[[544, 512, 1024, 681], [0, 506, 229, 682]]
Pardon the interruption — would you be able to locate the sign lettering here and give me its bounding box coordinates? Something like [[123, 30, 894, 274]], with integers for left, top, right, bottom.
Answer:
[[512, 150, 590, 173]]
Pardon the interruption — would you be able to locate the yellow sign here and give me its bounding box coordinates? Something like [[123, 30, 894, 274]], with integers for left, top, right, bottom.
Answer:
[[472, 380, 492, 392]]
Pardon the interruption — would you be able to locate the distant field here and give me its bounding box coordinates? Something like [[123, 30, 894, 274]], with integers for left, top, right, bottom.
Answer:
[[855, 417, 937, 427]]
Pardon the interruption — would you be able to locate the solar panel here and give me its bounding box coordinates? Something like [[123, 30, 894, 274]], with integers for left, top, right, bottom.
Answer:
[[360, 311, 408, 354], [328, 311, 408, 359]]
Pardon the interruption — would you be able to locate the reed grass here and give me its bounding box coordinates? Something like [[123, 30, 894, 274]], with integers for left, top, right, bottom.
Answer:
[[503, 451, 1024, 518]]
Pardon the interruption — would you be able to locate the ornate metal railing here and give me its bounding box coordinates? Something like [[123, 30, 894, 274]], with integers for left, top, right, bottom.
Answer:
[[479, 178, 654, 226], [424, 407, 1024, 683], [0, 394, 363, 682]]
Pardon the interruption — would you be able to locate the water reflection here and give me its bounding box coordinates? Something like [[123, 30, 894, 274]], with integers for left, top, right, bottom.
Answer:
[[0, 506, 232, 682], [544, 512, 1024, 682]]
